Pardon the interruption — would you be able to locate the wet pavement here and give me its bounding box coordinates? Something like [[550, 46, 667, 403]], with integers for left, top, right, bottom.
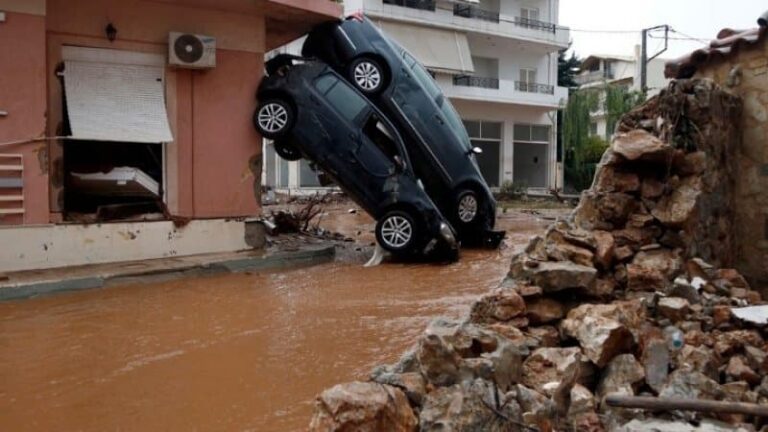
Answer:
[[0, 205, 567, 431]]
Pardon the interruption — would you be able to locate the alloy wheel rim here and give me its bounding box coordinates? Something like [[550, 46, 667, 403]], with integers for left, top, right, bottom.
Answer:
[[258, 103, 288, 133], [381, 215, 412, 249], [458, 194, 478, 223], [353, 61, 382, 91]]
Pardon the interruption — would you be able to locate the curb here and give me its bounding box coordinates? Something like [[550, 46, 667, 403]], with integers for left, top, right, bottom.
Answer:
[[0, 245, 336, 302]]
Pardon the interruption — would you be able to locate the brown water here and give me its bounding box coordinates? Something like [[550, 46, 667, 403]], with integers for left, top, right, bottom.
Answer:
[[0, 210, 558, 431]]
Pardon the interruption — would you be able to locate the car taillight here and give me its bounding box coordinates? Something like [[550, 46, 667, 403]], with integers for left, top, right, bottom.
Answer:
[[347, 11, 364, 22]]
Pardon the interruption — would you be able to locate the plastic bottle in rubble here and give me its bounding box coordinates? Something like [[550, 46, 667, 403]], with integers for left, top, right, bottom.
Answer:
[[663, 326, 684, 351]]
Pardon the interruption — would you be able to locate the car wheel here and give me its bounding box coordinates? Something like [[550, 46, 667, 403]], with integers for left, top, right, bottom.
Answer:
[[348, 57, 386, 94], [274, 140, 302, 161], [254, 98, 294, 140], [376, 210, 419, 254], [455, 189, 480, 225]]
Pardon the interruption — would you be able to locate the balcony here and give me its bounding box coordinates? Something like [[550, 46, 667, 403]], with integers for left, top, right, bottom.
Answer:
[[515, 81, 555, 95], [357, 0, 570, 49], [453, 4, 499, 23], [439, 75, 567, 108], [382, 0, 435, 11], [575, 70, 616, 85], [453, 75, 499, 89]]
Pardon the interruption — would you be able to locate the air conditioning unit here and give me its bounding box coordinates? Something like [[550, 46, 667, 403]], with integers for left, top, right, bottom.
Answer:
[[168, 32, 216, 69]]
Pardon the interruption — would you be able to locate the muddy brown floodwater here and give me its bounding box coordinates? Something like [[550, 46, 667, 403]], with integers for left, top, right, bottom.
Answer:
[[0, 207, 566, 431]]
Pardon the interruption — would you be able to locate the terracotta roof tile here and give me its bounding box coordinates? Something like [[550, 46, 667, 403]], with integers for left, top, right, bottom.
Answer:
[[665, 10, 768, 79]]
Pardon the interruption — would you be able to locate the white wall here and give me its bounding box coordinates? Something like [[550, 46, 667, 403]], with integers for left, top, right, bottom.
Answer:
[[451, 99, 556, 188], [0, 219, 257, 272]]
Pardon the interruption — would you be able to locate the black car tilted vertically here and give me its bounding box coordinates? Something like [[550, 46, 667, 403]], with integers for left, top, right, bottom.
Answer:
[[301, 16, 503, 247], [254, 57, 458, 259]]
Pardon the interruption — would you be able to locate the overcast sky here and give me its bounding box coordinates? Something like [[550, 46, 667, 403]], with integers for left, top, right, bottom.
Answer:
[[560, 0, 766, 60]]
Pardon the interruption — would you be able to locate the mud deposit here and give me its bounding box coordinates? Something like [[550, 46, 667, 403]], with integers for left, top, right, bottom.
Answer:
[[0, 207, 565, 431]]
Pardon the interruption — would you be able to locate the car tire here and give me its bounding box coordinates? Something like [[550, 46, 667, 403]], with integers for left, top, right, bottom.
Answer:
[[348, 57, 386, 95], [254, 98, 294, 140], [274, 140, 302, 161], [375, 210, 419, 254], [455, 189, 481, 226]]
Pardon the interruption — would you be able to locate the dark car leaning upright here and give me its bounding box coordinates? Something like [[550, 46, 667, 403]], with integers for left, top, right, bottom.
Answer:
[[253, 56, 458, 260], [301, 15, 503, 247]]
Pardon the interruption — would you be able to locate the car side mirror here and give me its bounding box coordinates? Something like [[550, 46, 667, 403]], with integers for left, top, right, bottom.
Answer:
[[394, 155, 406, 172], [467, 147, 483, 155]]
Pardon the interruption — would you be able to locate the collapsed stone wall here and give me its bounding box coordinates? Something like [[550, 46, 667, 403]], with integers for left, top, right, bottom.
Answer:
[[310, 80, 768, 432]]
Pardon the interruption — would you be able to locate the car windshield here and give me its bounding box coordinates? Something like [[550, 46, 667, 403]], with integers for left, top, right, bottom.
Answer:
[[402, 51, 472, 146]]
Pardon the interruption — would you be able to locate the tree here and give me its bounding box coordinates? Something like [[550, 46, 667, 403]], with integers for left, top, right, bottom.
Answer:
[[558, 48, 581, 92]]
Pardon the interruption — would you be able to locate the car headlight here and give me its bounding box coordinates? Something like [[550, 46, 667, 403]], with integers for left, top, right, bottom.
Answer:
[[439, 222, 456, 245]]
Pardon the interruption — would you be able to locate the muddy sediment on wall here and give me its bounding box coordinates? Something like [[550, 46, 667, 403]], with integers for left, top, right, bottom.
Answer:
[[309, 80, 768, 431]]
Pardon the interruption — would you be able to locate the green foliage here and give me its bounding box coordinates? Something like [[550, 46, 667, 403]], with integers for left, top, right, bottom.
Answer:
[[497, 181, 528, 200], [563, 84, 644, 191], [558, 48, 581, 92], [605, 85, 646, 140]]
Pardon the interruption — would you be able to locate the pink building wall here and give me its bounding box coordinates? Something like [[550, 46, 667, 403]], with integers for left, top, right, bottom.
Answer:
[[0, 10, 49, 225]]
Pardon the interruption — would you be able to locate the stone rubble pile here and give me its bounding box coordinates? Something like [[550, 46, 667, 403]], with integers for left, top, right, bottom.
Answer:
[[310, 80, 768, 431]]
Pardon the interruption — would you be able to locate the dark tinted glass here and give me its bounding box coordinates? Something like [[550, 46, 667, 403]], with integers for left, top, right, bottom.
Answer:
[[323, 79, 368, 122]]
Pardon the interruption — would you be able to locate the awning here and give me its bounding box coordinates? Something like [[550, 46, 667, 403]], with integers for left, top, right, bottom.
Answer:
[[62, 48, 173, 144], [377, 21, 475, 74]]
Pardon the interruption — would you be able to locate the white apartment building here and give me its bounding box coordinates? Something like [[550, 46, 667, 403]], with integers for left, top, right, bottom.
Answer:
[[264, 0, 570, 195], [576, 48, 669, 141]]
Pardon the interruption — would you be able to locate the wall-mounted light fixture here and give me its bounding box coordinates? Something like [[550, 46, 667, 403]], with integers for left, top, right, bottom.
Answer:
[[105, 23, 117, 42]]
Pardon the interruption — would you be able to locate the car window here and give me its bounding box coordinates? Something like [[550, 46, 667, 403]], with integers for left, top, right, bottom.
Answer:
[[363, 114, 400, 162], [439, 98, 471, 144], [314, 74, 368, 122], [406, 55, 441, 100]]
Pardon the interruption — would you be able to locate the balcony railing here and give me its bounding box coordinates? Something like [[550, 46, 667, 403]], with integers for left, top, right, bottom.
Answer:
[[574, 70, 616, 85], [382, 0, 435, 11], [453, 4, 500, 23], [514, 16, 557, 33], [515, 81, 555, 95], [453, 75, 500, 89]]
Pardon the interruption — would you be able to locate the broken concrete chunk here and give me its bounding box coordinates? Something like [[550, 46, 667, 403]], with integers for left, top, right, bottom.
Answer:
[[725, 356, 760, 385], [309, 382, 417, 432], [545, 232, 595, 267], [568, 384, 596, 418], [651, 176, 702, 228], [612, 129, 673, 163], [657, 297, 691, 322], [371, 372, 426, 407], [572, 316, 634, 367], [596, 354, 645, 401], [731, 305, 768, 326], [419, 380, 522, 432], [642, 338, 669, 393], [469, 288, 526, 324], [659, 369, 722, 401], [525, 297, 565, 324], [561, 300, 646, 339], [523, 260, 597, 293], [521, 347, 593, 393], [592, 230, 615, 270], [626, 264, 668, 292], [632, 249, 683, 279], [641, 177, 666, 199], [615, 418, 751, 432], [595, 166, 640, 193], [676, 344, 720, 380]]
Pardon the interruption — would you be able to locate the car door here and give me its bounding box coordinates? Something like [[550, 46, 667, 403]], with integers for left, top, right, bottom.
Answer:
[[307, 73, 384, 210]]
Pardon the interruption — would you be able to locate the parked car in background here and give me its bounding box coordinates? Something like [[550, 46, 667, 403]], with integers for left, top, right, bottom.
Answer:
[[254, 56, 458, 259], [301, 16, 503, 247]]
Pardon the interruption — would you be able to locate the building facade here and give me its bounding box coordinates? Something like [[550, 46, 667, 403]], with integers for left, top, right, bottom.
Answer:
[[0, 0, 341, 271], [576, 50, 669, 141], [265, 0, 570, 194]]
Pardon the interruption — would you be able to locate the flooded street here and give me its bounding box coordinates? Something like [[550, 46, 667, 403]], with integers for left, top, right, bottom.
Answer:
[[0, 207, 565, 431]]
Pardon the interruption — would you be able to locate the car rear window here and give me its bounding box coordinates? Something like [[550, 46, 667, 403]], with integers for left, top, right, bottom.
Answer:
[[315, 74, 368, 122]]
